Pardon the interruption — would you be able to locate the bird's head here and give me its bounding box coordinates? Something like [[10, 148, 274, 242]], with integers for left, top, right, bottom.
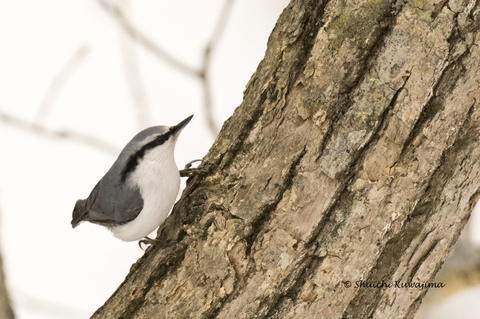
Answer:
[[117, 115, 193, 183]]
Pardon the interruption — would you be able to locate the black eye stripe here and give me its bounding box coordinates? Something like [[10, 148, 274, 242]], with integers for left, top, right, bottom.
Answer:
[[120, 129, 175, 183]]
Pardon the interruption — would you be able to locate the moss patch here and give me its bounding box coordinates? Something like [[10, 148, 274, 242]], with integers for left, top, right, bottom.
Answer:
[[326, 0, 391, 52], [303, 98, 326, 116]]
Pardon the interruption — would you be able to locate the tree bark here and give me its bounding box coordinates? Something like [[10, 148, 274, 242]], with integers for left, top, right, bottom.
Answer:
[[92, 0, 480, 318]]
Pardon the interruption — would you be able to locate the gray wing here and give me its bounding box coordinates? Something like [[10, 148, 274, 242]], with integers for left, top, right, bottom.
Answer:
[[71, 176, 144, 227]]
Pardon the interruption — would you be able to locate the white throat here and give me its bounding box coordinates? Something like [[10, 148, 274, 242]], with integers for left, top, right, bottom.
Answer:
[[110, 141, 180, 241]]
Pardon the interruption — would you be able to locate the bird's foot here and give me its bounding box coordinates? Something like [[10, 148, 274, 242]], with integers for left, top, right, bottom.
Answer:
[[138, 237, 157, 250], [179, 159, 207, 177], [138, 237, 178, 250]]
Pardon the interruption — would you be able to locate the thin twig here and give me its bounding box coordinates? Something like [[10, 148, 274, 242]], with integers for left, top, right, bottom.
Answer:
[[199, 61, 217, 134], [199, 0, 235, 135], [97, 0, 235, 137], [97, 0, 200, 78], [0, 109, 119, 156], [118, 0, 151, 130], [122, 40, 151, 130], [34, 45, 90, 126], [208, 0, 235, 50]]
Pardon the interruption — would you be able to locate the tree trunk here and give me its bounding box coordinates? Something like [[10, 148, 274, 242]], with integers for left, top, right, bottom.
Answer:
[[92, 0, 480, 318]]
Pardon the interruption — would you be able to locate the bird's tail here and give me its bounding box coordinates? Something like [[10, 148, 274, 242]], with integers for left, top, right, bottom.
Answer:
[[71, 199, 87, 228]]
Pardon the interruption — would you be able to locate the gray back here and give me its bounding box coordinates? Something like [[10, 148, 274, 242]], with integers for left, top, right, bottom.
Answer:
[[79, 125, 169, 225]]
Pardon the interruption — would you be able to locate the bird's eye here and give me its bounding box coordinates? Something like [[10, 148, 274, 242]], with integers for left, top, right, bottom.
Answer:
[[153, 134, 169, 145]]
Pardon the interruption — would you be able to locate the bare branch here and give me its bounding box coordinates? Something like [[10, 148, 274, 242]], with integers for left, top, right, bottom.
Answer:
[[208, 0, 235, 50], [97, 0, 200, 78], [200, 0, 234, 136], [121, 41, 151, 130], [0, 109, 119, 156], [97, 0, 236, 137], [200, 69, 217, 135], [34, 45, 90, 126], [118, 0, 151, 130], [199, 0, 236, 136]]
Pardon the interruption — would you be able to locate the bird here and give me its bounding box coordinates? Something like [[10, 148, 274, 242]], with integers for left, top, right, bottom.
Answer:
[[71, 115, 194, 245]]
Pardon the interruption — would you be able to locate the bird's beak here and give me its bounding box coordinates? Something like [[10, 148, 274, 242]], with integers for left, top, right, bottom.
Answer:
[[171, 114, 193, 135]]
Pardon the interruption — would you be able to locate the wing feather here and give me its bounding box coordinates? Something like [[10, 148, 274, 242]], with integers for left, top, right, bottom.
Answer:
[[71, 176, 144, 227]]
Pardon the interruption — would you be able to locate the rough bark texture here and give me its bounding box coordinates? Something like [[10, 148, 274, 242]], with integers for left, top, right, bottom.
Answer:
[[92, 0, 480, 318]]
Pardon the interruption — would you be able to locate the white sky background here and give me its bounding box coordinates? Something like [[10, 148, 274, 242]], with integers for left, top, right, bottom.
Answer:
[[1, 1, 480, 319]]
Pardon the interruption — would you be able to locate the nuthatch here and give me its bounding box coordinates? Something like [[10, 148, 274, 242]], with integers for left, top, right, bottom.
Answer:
[[71, 115, 194, 246]]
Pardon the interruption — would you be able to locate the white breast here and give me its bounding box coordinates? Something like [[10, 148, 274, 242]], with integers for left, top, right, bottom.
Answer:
[[110, 141, 180, 241]]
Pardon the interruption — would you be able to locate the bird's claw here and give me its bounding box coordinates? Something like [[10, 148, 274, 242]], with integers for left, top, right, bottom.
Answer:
[[138, 237, 158, 250], [183, 159, 202, 170], [179, 159, 207, 177], [138, 237, 178, 250]]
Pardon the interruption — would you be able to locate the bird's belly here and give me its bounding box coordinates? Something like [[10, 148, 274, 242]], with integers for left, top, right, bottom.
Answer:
[[110, 160, 180, 241]]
